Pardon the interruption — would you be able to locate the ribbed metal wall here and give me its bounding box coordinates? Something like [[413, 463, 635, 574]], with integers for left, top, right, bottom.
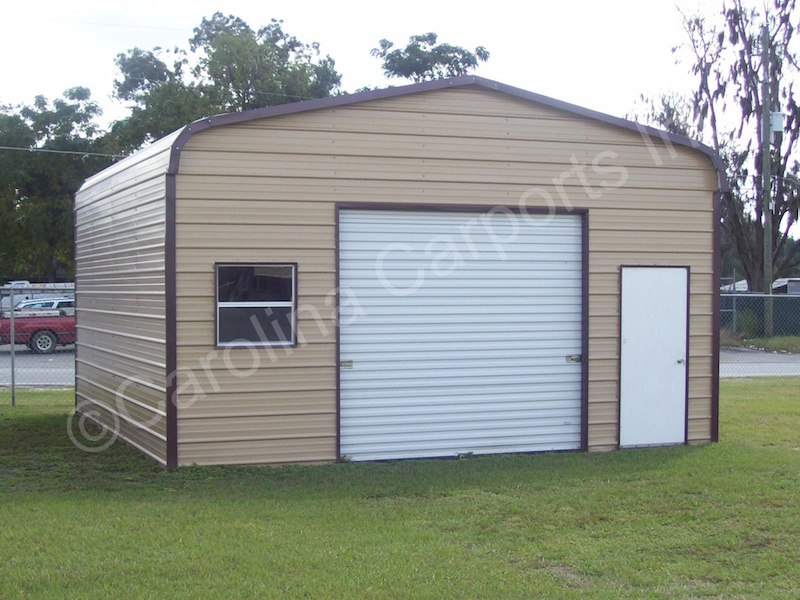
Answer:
[[74, 132, 177, 465], [339, 210, 583, 461]]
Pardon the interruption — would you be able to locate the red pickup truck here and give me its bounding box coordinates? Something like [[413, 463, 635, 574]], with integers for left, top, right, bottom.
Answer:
[[0, 312, 76, 354]]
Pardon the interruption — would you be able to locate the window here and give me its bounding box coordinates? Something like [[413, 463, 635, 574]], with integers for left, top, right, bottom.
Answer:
[[25, 301, 50, 309], [216, 264, 297, 347]]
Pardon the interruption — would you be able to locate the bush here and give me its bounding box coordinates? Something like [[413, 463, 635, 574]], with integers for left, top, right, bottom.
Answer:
[[736, 308, 762, 339]]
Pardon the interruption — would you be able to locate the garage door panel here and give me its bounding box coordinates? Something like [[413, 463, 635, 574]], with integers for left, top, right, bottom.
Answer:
[[344, 353, 582, 368], [342, 385, 581, 403], [344, 306, 581, 321], [344, 410, 582, 428], [340, 283, 583, 296], [345, 434, 581, 462], [340, 258, 583, 271], [339, 209, 584, 461], [342, 396, 580, 413], [346, 342, 580, 358], [346, 420, 581, 440], [342, 377, 581, 392], [342, 328, 582, 346]]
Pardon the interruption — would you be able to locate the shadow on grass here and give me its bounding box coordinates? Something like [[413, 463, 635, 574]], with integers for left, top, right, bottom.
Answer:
[[0, 402, 715, 502], [4, 379, 798, 504]]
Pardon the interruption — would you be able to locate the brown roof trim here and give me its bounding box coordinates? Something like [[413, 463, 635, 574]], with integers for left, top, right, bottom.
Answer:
[[165, 76, 729, 192]]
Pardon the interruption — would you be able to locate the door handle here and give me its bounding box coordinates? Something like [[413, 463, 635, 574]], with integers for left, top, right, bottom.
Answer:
[[677, 358, 685, 365]]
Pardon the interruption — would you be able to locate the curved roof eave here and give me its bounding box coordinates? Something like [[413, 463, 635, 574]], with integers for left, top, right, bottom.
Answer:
[[162, 75, 728, 193], [77, 128, 184, 195]]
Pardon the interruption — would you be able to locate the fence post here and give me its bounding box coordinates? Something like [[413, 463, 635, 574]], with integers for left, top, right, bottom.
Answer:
[[732, 294, 737, 337]]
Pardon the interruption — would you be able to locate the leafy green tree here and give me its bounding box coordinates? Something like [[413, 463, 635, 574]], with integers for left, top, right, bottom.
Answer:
[[0, 89, 113, 281], [111, 14, 341, 149], [0, 110, 30, 278], [371, 33, 489, 83], [630, 92, 750, 280], [190, 14, 340, 111], [674, 0, 800, 291], [107, 47, 217, 152]]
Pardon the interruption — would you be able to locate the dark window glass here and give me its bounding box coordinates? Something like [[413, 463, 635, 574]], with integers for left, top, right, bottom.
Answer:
[[218, 306, 293, 345], [218, 265, 293, 303]]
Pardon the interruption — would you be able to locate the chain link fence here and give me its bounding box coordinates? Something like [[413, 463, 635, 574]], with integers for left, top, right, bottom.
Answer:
[[720, 293, 800, 378], [2, 284, 796, 406], [1, 284, 76, 405]]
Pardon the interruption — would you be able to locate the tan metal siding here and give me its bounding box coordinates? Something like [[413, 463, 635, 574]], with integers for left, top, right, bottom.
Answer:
[[173, 86, 718, 464], [178, 151, 716, 191], [74, 133, 176, 465], [178, 438, 334, 467]]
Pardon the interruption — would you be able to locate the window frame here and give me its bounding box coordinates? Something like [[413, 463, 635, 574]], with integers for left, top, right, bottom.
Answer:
[[215, 262, 298, 349]]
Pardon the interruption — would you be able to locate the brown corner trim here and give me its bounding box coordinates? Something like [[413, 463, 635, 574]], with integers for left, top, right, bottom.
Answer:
[[616, 269, 622, 449], [165, 173, 178, 470], [581, 213, 590, 451], [684, 266, 691, 446], [72, 198, 79, 412], [334, 206, 342, 460], [710, 192, 723, 443]]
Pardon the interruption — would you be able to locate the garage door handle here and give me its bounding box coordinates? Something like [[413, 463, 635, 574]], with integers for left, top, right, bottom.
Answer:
[[565, 354, 582, 364], [677, 358, 685, 365]]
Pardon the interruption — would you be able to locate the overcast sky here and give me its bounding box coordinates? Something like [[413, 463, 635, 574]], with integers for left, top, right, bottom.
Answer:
[[2, 0, 726, 128]]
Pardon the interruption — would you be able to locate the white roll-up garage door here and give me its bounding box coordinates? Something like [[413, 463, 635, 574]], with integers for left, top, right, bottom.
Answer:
[[338, 209, 584, 461]]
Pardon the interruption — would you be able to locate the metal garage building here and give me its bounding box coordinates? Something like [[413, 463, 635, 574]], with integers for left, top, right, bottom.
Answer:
[[74, 76, 724, 468]]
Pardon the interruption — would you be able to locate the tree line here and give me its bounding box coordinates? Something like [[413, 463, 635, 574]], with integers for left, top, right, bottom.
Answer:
[[0, 15, 488, 282], [1, 5, 798, 287], [639, 0, 800, 289]]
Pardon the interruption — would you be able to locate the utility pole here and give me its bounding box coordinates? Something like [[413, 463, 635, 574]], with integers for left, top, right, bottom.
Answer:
[[761, 24, 774, 337]]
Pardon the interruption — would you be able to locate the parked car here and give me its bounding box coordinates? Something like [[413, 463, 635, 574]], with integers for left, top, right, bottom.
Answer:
[[0, 282, 75, 309], [0, 313, 76, 353], [13, 297, 75, 316]]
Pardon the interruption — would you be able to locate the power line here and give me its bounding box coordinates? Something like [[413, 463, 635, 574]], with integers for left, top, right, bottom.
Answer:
[[0, 146, 125, 159]]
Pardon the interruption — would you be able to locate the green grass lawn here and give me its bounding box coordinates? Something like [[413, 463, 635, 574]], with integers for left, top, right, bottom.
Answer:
[[1, 380, 798, 599]]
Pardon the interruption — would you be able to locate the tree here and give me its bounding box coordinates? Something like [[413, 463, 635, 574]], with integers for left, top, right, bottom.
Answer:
[[371, 33, 489, 82], [111, 13, 341, 149], [630, 92, 753, 280], [0, 89, 114, 281], [0, 110, 30, 276], [190, 14, 341, 112], [674, 0, 800, 291], [109, 47, 216, 153]]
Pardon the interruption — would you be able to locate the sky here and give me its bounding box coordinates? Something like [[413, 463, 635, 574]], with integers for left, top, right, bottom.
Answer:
[[2, 0, 726, 129]]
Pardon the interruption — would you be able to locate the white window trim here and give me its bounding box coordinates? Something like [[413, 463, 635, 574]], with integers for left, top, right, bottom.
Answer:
[[215, 263, 297, 348]]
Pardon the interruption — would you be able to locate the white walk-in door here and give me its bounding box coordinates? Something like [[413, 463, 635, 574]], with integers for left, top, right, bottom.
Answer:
[[619, 266, 688, 448], [338, 209, 584, 461]]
